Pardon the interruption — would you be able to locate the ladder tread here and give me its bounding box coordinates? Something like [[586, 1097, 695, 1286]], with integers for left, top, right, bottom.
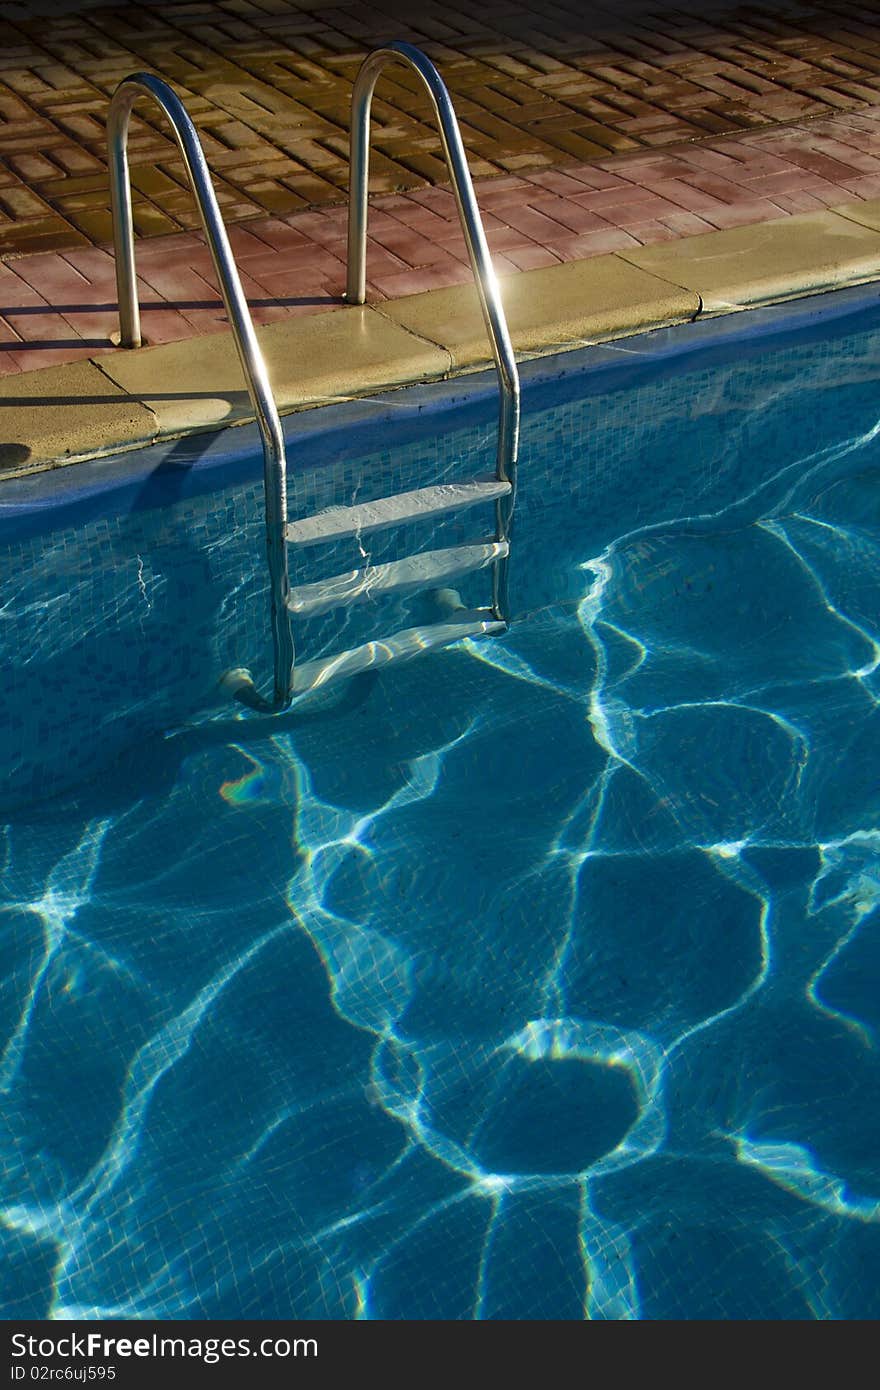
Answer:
[[292, 609, 506, 694], [286, 540, 509, 617], [285, 476, 512, 546]]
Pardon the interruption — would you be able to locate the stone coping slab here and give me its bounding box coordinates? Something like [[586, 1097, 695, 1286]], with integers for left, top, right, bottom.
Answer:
[[834, 198, 880, 234], [619, 210, 880, 313], [0, 360, 157, 475], [378, 256, 699, 369], [96, 305, 451, 439], [3, 201, 880, 478]]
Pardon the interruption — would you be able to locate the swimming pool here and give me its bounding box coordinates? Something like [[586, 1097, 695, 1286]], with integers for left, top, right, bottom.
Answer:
[[2, 287, 879, 1320]]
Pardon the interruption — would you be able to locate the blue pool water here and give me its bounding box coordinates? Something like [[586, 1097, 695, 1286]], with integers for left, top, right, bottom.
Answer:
[[2, 290, 880, 1320]]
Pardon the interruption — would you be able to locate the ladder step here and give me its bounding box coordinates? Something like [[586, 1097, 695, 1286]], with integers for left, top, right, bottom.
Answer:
[[286, 540, 509, 617], [285, 476, 512, 547], [292, 609, 506, 695]]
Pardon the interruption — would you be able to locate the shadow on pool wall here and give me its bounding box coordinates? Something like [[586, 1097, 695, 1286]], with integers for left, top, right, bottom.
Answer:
[[1, 298, 880, 808]]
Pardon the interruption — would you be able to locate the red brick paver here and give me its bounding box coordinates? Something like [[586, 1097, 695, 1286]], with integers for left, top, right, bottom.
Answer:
[[3, 0, 880, 256], [2, 104, 879, 376]]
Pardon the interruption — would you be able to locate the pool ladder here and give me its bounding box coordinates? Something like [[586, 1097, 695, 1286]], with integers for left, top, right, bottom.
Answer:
[[108, 42, 519, 712]]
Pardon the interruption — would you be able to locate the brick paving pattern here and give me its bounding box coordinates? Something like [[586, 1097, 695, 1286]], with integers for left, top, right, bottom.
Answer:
[[3, 1, 880, 376], [2, 102, 880, 375], [2, 0, 880, 257]]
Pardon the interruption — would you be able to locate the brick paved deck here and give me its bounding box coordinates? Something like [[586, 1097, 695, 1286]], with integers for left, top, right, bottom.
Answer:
[[2, 102, 880, 376], [2, 0, 880, 258], [3, 1, 880, 378]]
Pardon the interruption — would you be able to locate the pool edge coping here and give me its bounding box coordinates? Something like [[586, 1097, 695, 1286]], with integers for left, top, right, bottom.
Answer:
[[3, 199, 880, 480]]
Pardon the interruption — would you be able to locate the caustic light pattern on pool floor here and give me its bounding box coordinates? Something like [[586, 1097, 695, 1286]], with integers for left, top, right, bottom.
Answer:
[[2, 353, 880, 1322]]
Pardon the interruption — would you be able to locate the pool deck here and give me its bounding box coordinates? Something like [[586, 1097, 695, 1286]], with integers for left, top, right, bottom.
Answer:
[[4, 0, 880, 472]]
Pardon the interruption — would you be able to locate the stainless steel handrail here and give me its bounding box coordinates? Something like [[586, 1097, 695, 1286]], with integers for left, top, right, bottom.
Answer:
[[346, 42, 520, 621], [107, 72, 295, 711]]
